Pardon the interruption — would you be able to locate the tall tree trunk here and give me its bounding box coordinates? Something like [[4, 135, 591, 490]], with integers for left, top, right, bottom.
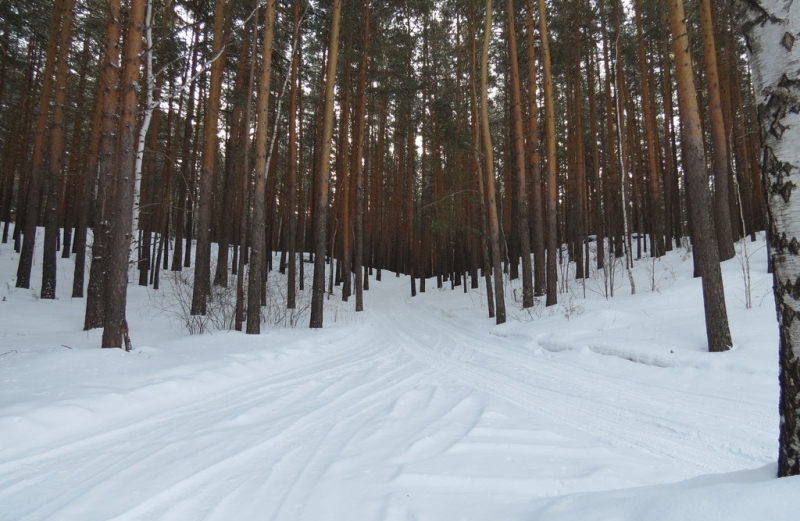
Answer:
[[525, 0, 545, 297], [246, 0, 277, 334], [287, 0, 302, 310], [506, 0, 533, 308], [101, 0, 145, 349], [700, 0, 736, 261], [570, 0, 587, 280], [538, 0, 558, 307], [482, 0, 505, 324], [235, 1, 259, 330], [633, 0, 665, 258], [41, 0, 77, 299], [172, 31, 200, 273], [352, 0, 371, 312], [73, 54, 104, 298], [734, 0, 800, 477], [215, 20, 252, 289], [61, 39, 91, 262], [309, 0, 342, 328], [192, 0, 229, 315], [16, 0, 67, 289], [668, 0, 732, 353], [84, 0, 122, 330]]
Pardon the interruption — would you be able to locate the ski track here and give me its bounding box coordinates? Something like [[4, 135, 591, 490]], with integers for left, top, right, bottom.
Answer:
[[0, 337, 435, 520], [0, 275, 777, 520], [374, 286, 770, 474]]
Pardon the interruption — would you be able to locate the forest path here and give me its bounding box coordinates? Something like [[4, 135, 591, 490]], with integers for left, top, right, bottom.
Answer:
[[0, 274, 776, 521]]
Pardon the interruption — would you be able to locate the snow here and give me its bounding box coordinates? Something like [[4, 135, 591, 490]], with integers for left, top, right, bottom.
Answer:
[[1, 232, 798, 520]]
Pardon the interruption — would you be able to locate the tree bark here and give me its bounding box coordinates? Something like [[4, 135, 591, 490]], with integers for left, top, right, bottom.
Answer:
[[734, 0, 800, 477], [506, 0, 533, 308], [310, 0, 342, 328], [41, 0, 77, 299], [633, 0, 665, 258], [101, 0, 146, 349], [192, 0, 229, 315], [84, 0, 122, 330], [287, 0, 302, 310], [482, 0, 505, 324], [538, 0, 558, 307], [16, 0, 67, 289], [352, 0, 371, 313], [668, 0, 732, 353], [246, 0, 277, 334], [700, 0, 736, 262], [524, 1, 545, 298]]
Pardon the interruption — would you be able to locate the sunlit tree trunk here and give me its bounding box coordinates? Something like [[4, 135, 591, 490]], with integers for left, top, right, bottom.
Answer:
[[668, 0, 732, 353], [700, 0, 736, 262]]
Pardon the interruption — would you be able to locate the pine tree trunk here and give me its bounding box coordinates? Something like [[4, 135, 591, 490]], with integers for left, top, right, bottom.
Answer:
[[246, 0, 278, 334], [192, 0, 229, 315], [310, 0, 342, 328], [16, 0, 67, 289], [700, 0, 736, 262], [172, 34, 199, 273], [524, 1, 545, 297], [668, 0, 731, 353], [41, 0, 76, 299], [538, 0, 558, 307], [506, 0, 533, 308], [352, 0, 371, 313], [84, 0, 122, 330], [235, 1, 259, 330], [481, 0, 505, 324], [101, 0, 145, 349], [72, 56, 103, 298], [287, 0, 302, 310], [633, 0, 665, 258]]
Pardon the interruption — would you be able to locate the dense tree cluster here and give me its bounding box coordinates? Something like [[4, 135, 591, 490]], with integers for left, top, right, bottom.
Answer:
[[3, 0, 800, 478], [1, 0, 764, 336]]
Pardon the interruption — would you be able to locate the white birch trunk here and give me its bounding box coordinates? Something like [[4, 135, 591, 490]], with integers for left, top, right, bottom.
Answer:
[[735, 0, 800, 477], [132, 0, 154, 238]]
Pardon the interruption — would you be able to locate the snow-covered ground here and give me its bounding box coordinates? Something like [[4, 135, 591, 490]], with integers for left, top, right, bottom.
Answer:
[[1, 231, 798, 520]]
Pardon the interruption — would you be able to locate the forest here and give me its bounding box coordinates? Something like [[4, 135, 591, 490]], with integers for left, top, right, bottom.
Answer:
[[0, 0, 764, 346], [4, 0, 800, 480]]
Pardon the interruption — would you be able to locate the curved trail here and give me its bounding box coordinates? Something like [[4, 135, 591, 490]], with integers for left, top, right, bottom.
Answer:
[[374, 286, 770, 474], [0, 277, 776, 521]]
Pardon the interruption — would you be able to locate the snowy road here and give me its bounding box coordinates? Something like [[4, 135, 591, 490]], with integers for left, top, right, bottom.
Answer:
[[0, 269, 778, 521]]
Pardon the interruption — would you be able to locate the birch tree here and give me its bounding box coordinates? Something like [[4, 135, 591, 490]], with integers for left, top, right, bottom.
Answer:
[[735, 0, 800, 477]]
